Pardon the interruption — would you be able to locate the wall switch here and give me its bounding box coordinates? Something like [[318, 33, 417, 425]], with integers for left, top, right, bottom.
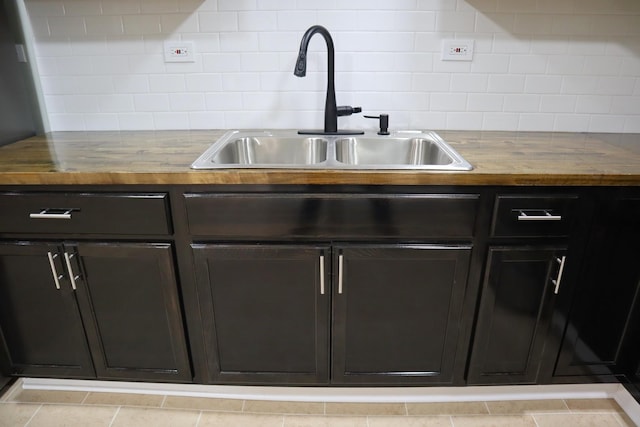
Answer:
[[441, 39, 474, 61], [164, 41, 195, 63]]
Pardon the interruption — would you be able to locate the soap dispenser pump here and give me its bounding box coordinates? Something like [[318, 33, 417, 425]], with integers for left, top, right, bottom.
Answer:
[[364, 114, 390, 135]]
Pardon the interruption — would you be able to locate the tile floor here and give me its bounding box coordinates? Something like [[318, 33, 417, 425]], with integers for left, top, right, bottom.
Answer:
[[0, 382, 636, 427]]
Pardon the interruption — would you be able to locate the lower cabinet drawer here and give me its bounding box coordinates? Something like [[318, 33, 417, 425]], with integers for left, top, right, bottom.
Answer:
[[0, 192, 171, 235], [184, 193, 479, 239], [491, 194, 578, 238]]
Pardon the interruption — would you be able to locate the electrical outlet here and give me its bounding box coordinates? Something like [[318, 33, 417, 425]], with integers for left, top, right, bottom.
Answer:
[[164, 41, 195, 63], [441, 39, 474, 61]]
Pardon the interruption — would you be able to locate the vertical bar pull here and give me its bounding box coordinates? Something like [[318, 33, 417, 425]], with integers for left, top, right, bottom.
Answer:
[[47, 252, 62, 290], [64, 252, 79, 291], [338, 254, 344, 295], [551, 255, 567, 295], [319, 255, 325, 295]]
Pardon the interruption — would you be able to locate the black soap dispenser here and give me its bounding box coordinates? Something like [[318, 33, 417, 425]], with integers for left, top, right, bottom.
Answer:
[[364, 114, 390, 135]]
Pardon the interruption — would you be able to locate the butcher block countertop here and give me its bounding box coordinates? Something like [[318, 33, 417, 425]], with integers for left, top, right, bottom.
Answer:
[[0, 130, 638, 186]]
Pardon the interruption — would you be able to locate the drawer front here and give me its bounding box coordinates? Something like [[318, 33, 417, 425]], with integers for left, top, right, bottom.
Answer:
[[0, 193, 171, 235], [491, 195, 578, 238], [185, 193, 479, 239]]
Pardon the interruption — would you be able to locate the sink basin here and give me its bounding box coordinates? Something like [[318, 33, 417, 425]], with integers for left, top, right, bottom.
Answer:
[[191, 130, 472, 170], [202, 135, 327, 166]]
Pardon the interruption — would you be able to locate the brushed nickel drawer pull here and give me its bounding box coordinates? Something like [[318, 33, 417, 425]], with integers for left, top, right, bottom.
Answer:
[[551, 255, 567, 295], [30, 208, 74, 220], [47, 252, 62, 290], [64, 252, 79, 291], [320, 255, 325, 295], [338, 254, 344, 295], [517, 210, 562, 221]]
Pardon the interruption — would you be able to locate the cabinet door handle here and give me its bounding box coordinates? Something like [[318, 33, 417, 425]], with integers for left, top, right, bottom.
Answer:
[[551, 255, 567, 294], [338, 254, 344, 294], [517, 210, 562, 221], [30, 208, 73, 220], [319, 255, 325, 295], [47, 252, 62, 290], [64, 252, 79, 291]]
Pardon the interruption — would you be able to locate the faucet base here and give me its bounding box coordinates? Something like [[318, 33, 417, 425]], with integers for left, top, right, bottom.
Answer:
[[298, 129, 365, 136]]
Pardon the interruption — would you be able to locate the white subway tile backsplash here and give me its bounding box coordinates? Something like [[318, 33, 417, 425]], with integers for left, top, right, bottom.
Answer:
[[553, 114, 591, 132], [431, 93, 468, 112], [133, 93, 170, 112], [219, 32, 259, 52], [97, 94, 135, 112], [83, 114, 120, 130], [524, 75, 562, 94], [63, 95, 99, 113], [186, 74, 223, 92], [113, 75, 150, 93], [23, 0, 640, 132], [239, 11, 277, 31], [503, 94, 540, 112], [575, 95, 613, 114], [509, 55, 547, 75], [540, 95, 577, 113], [48, 16, 86, 37], [518, 113, 555, 131], [488, 74, 525, 93], [72, 76, 114, 94], [467, 93, 504, 112], [169, 93, 206, 111], [118, 113, 154, 130], [188, 111, 225, 129], [589, 115, 627, 133], [62, 0, 101, 16], [205, 92, 244, 111], [140, 0, 180, 14], [450, 74, 488, 93], [153, 112, 190, 129], [123, 15, 161, 35], [149, 74, 186, 92]]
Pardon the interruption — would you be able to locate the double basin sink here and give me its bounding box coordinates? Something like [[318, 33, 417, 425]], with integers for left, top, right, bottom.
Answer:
[[191, 130, 473, 171]]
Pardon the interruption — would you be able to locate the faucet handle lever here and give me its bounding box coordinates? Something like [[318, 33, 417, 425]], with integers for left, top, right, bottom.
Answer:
[[336, 106, 362, 117], [364, 114, 390, 135]]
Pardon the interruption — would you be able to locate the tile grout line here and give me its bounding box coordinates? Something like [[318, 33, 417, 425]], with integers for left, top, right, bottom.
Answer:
[[160, 394, 168, 408], [23, 404, 42, 427], [107, 406, 121, 427]]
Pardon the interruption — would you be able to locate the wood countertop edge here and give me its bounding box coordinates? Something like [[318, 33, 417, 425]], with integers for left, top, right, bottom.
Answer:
[[0, 171, 639, 186]]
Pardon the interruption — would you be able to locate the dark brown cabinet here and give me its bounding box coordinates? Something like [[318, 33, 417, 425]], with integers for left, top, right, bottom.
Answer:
[[332, 245, 471, 385], [0, 241, 191, 382], [467, 247, 566, 384], [192, 244, 330, 385], [468, 193, 579, 385], [554, 195, 640, 379], [0, 242, 95, 378], [72, 242, 191, 382]]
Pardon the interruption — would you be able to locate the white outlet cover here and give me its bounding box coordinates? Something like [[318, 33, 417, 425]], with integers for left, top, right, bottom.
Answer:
[[441, 39, 474, 61], [164, 41, 195, 63]]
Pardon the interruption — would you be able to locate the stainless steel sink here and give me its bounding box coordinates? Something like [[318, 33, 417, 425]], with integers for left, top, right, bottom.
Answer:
[[191, 130, 472, 170]]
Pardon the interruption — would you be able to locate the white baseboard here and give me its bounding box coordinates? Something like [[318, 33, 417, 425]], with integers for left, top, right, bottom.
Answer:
[[16, 378, 640, 424]]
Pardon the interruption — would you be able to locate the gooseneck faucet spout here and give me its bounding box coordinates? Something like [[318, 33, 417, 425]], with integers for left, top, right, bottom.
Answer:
[[294, 25, 363, 136]]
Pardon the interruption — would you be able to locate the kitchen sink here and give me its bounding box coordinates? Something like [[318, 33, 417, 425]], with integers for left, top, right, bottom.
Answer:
[[191, 130, 472, 170]]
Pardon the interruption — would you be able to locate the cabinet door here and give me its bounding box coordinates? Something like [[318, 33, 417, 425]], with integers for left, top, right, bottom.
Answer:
[[72, 242, 191, 382], [0, 242, 94, 378], [193, 244, 330, 385], [468, 247, 566, 385], [332, 245, 471, 385], [555, 197, 640, 378]]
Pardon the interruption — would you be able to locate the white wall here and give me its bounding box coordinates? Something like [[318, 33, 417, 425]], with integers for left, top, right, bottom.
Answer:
[[23, 0, 640, 132]]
